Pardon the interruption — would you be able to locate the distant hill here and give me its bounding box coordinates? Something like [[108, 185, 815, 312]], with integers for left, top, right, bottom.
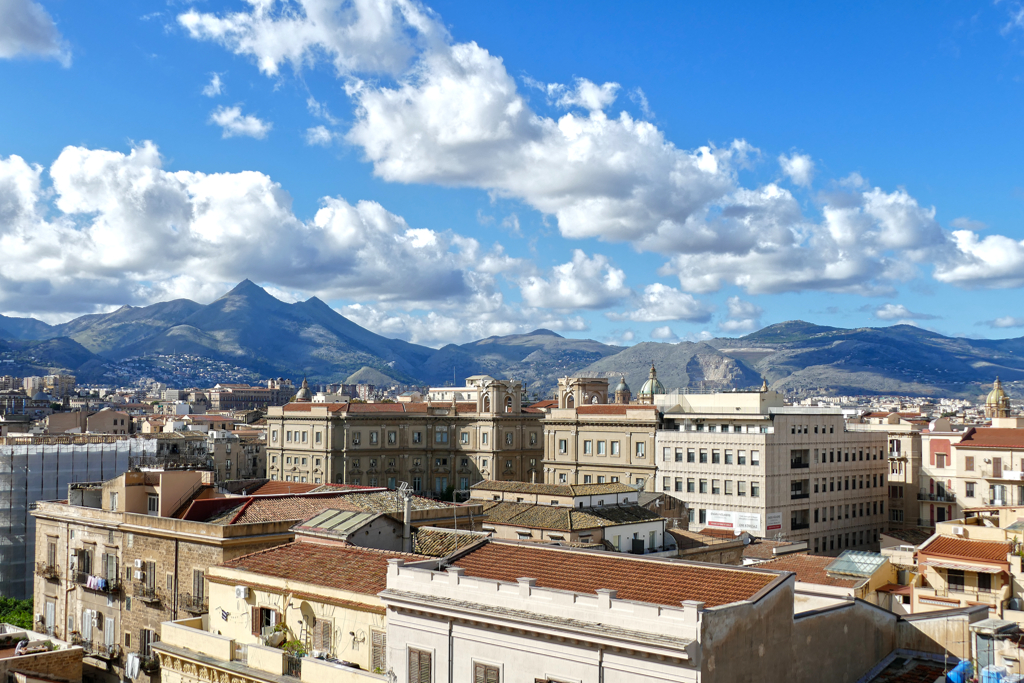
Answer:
[[419, 329, 622, 396], [345, 366, 401, 385], [5, 288, 1024, 399]]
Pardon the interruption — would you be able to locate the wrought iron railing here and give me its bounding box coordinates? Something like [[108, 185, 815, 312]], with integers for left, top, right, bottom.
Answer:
[[134, 585, 161, 603], [35, 562, 60, 580], [284, 654, 302, 678], [178, 593, 208, 614]]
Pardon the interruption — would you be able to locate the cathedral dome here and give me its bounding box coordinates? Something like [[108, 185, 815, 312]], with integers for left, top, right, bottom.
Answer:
[[637, 364, 666, 397]]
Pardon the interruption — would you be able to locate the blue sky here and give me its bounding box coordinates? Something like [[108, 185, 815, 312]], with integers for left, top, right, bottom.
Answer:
[[2, 1, 1024, 347]]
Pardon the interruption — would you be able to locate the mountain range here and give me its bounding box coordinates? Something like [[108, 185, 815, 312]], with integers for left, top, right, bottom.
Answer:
[[1, 280, 1019, 401]]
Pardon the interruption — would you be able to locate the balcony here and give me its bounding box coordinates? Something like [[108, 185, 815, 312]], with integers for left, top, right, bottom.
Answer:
[[35, 562, 60, 581], [791, 522, 810, 530], [76, 572, 121, 594], [790, 461, 810, 469], [178, 593, 209, 614], [917, 492, 956, 503], [134, 585, 161, 604], [791, 493, 810, 500]]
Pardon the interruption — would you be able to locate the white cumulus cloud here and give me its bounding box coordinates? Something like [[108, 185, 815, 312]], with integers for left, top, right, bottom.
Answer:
[[778, 152, 814, 187], [606, 283, 711, 323], [0, 0, 70, 65], [519, 250, 629, 310], [874, 303, 938, 321], [984, 316, 1024, 329], [305, 125, 336, 146], [210, 106, 272, 139], [202, 73, 224, 97]]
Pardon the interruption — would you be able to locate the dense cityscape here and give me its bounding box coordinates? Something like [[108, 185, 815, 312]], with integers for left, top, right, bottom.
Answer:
[[7, 0, 1024, 681]]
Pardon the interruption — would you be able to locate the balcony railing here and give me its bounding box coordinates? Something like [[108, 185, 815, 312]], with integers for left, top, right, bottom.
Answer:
[[134, 585, 161, 604], [791, 493, 810, 500], [178, 593, 209, 614], [284, 654, 302, 678], [791, 522, 810, 530], [35, 562, 60, 581], [917, 492, 956, 503], [76, 572, 121, 594], [790, 461, 810, 469]]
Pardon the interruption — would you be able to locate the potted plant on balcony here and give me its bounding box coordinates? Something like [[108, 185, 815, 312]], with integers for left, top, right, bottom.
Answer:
[[140, 654, 160, 673]]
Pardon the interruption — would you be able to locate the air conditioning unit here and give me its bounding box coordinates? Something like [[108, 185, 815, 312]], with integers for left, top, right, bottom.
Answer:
[[134, 559, 143, 568], [953, 527, 965, 536], [235, 586, 249, 599], [134, 571, 144, 581]]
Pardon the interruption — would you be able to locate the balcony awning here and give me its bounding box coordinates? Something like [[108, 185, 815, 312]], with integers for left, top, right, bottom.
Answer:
[[923, 560, 1006, 574]]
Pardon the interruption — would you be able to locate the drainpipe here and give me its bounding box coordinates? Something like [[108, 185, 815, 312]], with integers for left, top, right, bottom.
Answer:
[[448, 619, 454, 683], [598, 646, 604, 683], [172, 539, 180, 619]]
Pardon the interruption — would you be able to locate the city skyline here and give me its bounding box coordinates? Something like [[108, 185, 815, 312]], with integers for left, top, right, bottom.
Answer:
[[3, 1, 1024, 347]]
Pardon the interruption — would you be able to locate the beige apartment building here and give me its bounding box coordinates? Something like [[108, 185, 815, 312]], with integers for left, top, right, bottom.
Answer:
[[31, 471, 295, 683], [540, 377, 661, 490], [846, 411, 934, 530], [264, 376, 544, 494], [655, 389, 888, 553]]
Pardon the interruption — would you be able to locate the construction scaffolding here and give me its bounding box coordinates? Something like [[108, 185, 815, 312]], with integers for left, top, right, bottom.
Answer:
[[0, 437, 157, 599]]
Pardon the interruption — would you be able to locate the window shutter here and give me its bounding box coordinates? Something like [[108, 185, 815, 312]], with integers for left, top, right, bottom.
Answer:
[[371, 631, 386, 672], [409, 649, 431, 683], [475, 663, 485, 683], [193, 570, 204, 600], [311, 619, 320, 651], [107, 554, 117, 581], [251, 607, 260, 636], [319, 621, 331, 654], [146, 561, 156, 589]]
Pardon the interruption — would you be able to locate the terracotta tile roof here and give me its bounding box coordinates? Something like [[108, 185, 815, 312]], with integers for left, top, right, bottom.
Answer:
[[881, 527, 935, 547], [451, 541, 780, 608], [574, 405, 659, 415], [280, 401, 533, 416], [920, 535, 1010, 563], [957, 427, 1024, 449], [529, 400, 558, 409], [249, 481, 319, 496], [481, 501, 662, 531], [412, 528, 489, 557], [754, 554, 860, 588], [471, 481, 636, 496], [181, 489, 450, 524], [231, 490, 453, 525], [742, 539, 806, 561], [668, 529, 744, 551], [697, 526, 746, 540], [221, 540, 428, 595]]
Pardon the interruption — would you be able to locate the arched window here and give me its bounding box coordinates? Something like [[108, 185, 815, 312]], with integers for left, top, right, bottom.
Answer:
[[591, 394, 599, 404], [566, 394, 574, 408], [505, 396, 513, 413], [483, 396, 491, 412]]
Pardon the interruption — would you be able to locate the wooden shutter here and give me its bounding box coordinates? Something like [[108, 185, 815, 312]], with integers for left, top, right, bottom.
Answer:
[[310, 618, 320, 651], [371, 631, 386, 672], [474, 664, 499, 683], [318, 621, 331, 654], [251, 607, 260, 636], [408, 649, 431, 683], [193, 570, 204, 600], [146, 561, 156, 589], [47, 542, 56, 567]]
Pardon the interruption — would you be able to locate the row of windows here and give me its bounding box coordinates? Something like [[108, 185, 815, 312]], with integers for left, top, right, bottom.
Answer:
[[791, 424, 836, 435], [270, 429, 322, 444], [270, 455, 320, 467], [350, 429, 538, 447], [664, 477, 761, 497], [681, 424, 771, 434], [556, 472, 644, 486], [814, 474, 884, 493], [662, 448, 761, 466], [813, 501, 884, 523], [814, 448, 883, 463], [559, 440, 640, 457], [813, 529, 880, 553]]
